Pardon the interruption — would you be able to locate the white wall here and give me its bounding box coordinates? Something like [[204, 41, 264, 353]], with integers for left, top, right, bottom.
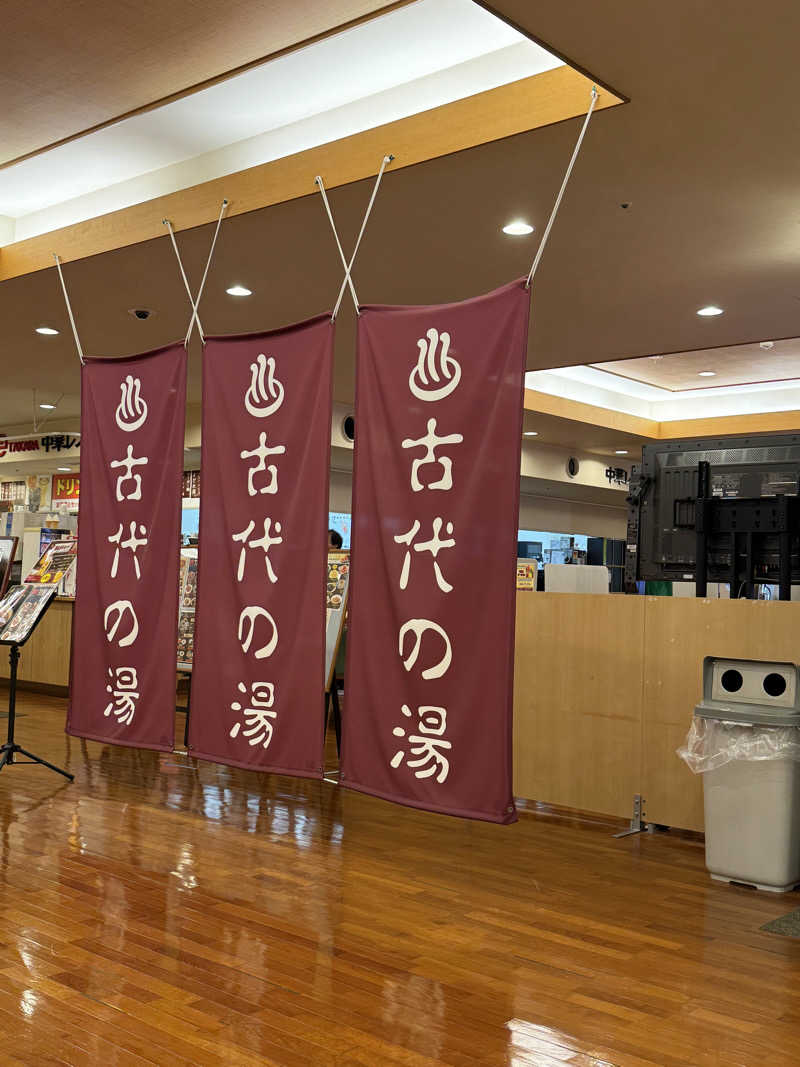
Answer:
[[329, 468, 353, 514], [328, 465, 627, 540], [518, 493, 627, 540]]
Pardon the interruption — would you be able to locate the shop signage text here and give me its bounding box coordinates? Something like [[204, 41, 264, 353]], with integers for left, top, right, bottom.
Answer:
[[0, 434, 80, 461]]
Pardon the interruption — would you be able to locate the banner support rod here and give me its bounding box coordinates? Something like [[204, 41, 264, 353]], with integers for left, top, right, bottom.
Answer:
[[52, 254, 86, 365], [163, 198, 228, 347], [525, 86, 598, 290], [316, 154, 393, 320]]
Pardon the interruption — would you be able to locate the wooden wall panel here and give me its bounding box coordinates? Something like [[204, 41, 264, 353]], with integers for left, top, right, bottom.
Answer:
[[514, 592, 645, 818], [641, 597, 800, 832]]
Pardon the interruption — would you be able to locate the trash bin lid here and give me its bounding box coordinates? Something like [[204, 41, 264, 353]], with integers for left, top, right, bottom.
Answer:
[[694, 700, 800, 727]]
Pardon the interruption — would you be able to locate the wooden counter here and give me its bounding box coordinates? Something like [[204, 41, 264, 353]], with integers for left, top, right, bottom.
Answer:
[[513, 593, 800, 832], [5, 593, 800, 833]]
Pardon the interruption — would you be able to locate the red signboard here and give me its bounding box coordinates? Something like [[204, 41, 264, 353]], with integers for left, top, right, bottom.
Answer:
[[189, 316, 334, 777], [341, 279, 530, 822], [52, 473, 80, 501]]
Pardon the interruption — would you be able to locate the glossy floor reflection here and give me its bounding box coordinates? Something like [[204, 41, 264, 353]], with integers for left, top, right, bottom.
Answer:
[[0, 690, 798, 1065]]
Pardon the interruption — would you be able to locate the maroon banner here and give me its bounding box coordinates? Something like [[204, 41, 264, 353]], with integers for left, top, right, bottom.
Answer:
[[188, 316, 334, 777], [341, 280, 530, 822], [67, 344, 186, 750]]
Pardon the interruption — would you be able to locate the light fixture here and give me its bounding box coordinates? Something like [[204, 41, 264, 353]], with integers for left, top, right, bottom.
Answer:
[[615, 449, 628, 455], [226, 285, 252, 296], [698, 370, 716, 377], [57, 467, 71, 472], [523, 431, 538, 437], [697, 305, 724, 317], [39, 403, 56, 410], [35, 326, 59, 336], [503, 221, 534, 236]]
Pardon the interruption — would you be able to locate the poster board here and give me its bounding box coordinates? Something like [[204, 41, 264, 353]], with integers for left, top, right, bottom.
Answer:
[[325, 551, 350, 691], [0, 537, 18, 598], [0, 583, 58, 645], [516, 558, 538, 591], [25, 537, 77, 586], [177, 547, 198, 671]]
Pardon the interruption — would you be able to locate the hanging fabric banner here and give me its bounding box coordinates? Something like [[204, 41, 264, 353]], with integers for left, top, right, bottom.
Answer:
[[341, 279, 531, 822], [188, 316, 334, 777], [67, 344, 187, 750]]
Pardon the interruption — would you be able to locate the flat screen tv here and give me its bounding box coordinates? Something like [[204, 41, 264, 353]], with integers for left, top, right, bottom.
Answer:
[[626, 433, 800, 589]]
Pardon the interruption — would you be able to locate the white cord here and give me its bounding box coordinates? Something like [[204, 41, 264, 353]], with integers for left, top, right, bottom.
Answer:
[[526, 87, 598, 289], [53, 254, 85, 365]]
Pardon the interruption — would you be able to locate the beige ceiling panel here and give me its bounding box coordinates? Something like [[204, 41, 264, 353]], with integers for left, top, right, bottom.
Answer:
[[595, 339, 800, 392], [0, 0, 409, 165]]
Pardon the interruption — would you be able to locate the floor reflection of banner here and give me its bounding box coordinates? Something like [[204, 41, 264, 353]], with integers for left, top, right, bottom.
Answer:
[[67, 345, 187, 750], [342, 280, 530, 822], [189, 316, 334, 776]]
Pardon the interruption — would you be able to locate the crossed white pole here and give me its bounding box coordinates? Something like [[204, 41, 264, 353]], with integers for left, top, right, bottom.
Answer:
[[316, 154, 394, 320], [163, 198, 229, 346]]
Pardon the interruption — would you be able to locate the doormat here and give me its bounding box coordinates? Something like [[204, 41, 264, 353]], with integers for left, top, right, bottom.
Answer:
[[761, 909, 800, 938]]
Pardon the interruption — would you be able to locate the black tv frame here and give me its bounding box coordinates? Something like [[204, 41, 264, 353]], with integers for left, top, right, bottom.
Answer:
[[626, 432, 800, 598]]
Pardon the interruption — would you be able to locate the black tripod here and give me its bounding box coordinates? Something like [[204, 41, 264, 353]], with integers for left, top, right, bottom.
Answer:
[[0, 645, 74, 780]]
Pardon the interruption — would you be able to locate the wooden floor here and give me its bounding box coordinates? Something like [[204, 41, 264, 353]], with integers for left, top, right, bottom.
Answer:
[[0, 691, 798, 1066]]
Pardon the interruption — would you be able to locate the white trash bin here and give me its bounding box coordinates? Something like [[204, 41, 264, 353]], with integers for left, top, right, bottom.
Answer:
[[679, 658, 800, 893]]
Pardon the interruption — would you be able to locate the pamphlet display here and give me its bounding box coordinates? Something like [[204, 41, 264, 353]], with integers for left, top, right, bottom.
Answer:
[[0, 536, 18, 598], [0, 584, 58, 645], [0, 578, 71, 781], [25, 537, 77, 586]]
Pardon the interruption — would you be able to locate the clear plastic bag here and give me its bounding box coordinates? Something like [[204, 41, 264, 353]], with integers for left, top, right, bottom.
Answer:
[[678, 716, 800, 774]]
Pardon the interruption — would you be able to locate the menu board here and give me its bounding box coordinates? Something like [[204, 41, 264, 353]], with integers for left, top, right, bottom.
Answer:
[[181, 470, 201, 499], [516, 559, 538, 591], [325, 551, 350, 690], [177, 548, 198, 670], [0, 481, 25, 504], [0, 584, 57, 645], [25, 537, 78, 586]]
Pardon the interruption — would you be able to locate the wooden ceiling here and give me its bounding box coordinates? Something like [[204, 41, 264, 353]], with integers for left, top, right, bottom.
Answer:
[[0, 0, 406, 166]]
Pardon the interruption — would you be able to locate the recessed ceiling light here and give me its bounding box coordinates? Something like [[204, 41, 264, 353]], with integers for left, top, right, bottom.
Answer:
[[35, 326, 59, 336], [523, 431, 538, 437], [57, 467, 71, 472], [698, 370, 716, 377], [226, 285, 252, 296], [615, 449, 628, 455], [503, 221, 534, 236], [697, 305, 724, 316], [39, 403, 56, 410]]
